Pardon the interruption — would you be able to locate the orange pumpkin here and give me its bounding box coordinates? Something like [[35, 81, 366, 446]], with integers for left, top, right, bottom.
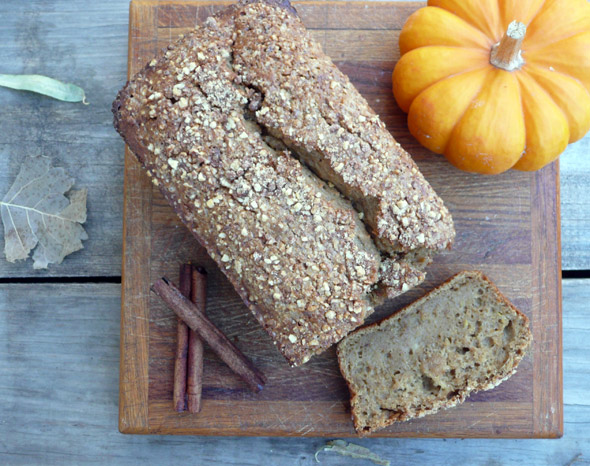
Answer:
[[392, 0, 590, 174]]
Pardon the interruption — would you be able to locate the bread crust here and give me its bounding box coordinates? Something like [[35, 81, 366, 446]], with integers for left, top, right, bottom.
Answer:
[[113, 0, 454, 366], [231, 1, 454, 254], [337, 271, 533, 434]]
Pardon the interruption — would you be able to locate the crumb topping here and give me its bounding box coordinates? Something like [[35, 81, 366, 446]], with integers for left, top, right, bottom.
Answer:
[[113, 0, 455, 366], [231, 2, 454, 254]]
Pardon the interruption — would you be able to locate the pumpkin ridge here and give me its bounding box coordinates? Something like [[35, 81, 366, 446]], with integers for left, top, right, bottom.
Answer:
[[428, 0, 502, 41], [516, 74, 526, 163], [526, 64, 590, 104], [393, 46, 489, 113], [513, 70, 570, 170], [525, 31, 590, 91], [498, 0, 547, 33], [409, 45, 494, 51], [400, 6, 493, 54], [521, 68, 578, 126], [407, 68, 491, 155], [525, 29, 590, 54], [415, 63, 492, 108], [524, 0, 590, 50], [526, 0, 548, 28], [442, 69, 492, 155], [521, 66, 590, 143]]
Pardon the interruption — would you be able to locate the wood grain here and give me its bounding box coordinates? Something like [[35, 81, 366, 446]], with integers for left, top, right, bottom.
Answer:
[[561, 136, 590, 270], [0, 0, 586, 461], [0, 281, 586, 463], [0, 0, 586, 280], [119, 0, 156, 434], [120, 0, 562, 437], [0, 0, 129, 277]]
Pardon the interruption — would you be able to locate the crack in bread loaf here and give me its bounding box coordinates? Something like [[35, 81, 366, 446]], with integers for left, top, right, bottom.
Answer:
[[112, 0, 455, 366], [232, 6, 454, 255], [337, 271, 532, 434]]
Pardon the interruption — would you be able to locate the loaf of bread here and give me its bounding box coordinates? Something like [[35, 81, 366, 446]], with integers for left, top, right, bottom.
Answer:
[[337, 271, 532, 434], [112, 0, 454, 366]]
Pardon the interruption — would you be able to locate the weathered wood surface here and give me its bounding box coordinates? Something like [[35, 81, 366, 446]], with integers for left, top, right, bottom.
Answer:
[[120, 0, 561, 437], [561, 137, 590, 271], [1, 281, 587, 464], [0, 0, 129, 277], [0, 0, 588, 463], [0, 0, 586, 279]]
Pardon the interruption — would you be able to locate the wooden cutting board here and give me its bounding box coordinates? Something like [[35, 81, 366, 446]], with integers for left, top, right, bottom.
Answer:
[[120, 0, 562, 437]]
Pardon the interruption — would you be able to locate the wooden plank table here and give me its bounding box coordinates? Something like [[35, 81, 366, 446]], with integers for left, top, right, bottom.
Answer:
[[0, 281, 587, 464], [0, 0, 589, 464]]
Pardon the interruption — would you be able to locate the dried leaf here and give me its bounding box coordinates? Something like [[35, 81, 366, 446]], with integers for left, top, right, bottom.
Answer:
[[0, 74, 87, 103], [315, 440, 390, 466], [0, 156, 88, 269]]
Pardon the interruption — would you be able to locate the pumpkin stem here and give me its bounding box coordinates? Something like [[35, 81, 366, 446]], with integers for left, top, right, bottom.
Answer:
[[490, 21, 526, 71]]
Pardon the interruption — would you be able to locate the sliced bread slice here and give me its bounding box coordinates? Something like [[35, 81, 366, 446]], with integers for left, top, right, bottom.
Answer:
[[337, 271, 532, 434]]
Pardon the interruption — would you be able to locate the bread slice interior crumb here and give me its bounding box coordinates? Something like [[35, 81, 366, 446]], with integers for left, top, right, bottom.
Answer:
[[337, 271, 532, 434]]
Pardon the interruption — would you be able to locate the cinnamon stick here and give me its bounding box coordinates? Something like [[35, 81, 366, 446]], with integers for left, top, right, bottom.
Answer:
[[187, 266, 207, 413], [152, 277, 266, 392], [173, 264, 192, 412]]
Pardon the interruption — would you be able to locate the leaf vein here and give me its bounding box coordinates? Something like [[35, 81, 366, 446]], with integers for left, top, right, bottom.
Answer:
[[6, 205, 27, 254], [6, 166, 51, 204], [0, 201, 77, 223]]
